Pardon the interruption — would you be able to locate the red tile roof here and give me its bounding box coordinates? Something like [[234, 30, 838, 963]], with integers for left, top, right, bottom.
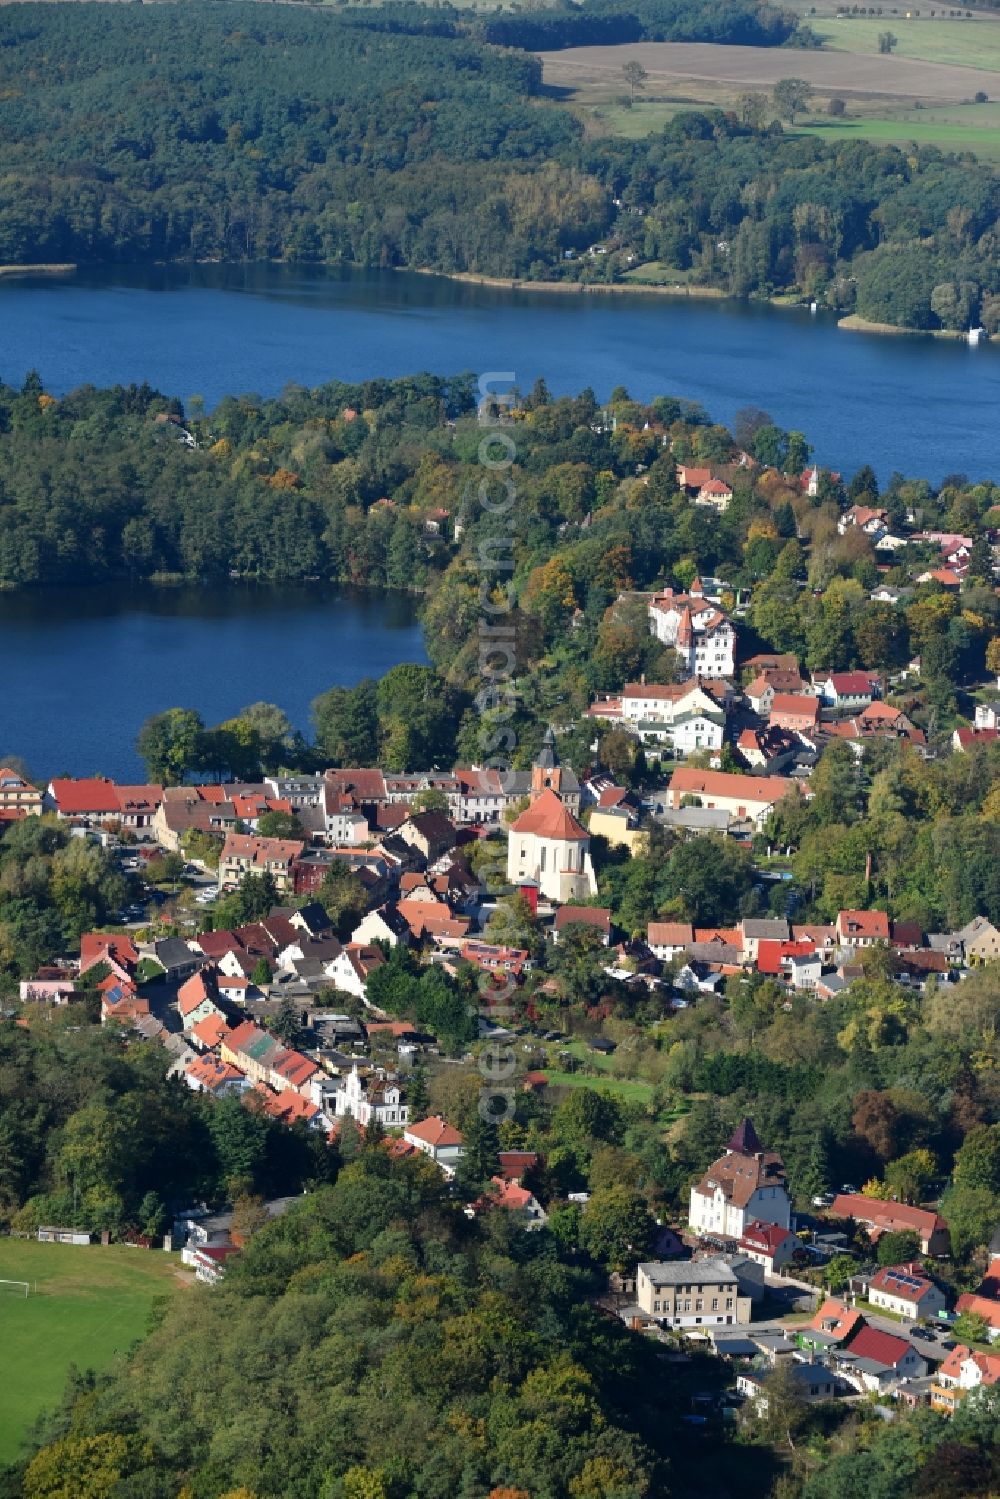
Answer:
[[830, 1194, 947, 1245], [667, 767, 797, 807], [498, 1150, 538, 1182], [490, 1176, 537, 1211], [869, 1262, 937, 1302], [769, 693, 819, 722], [844, 1324, 914, 1368], [554, 905, 611, 935], [825, 671, 877, 695], [405, 1115, 463, 1148], [186, 1054, 244, 1091], [837, 910, 890, 940], [938, 1344, 1000, 1385], [808, 1297, 864, 1342], [178, 971, 221, 1018], [739, 1220, 793, 1254], [190, 1014, 230, 1049], [955, 727, 1000, 748], [955, 1293, 1000, 1330], [48, 778, 121, 815], [510, 788, 589, 841], [114, 784, 164, 814], [80, 932, 139, 969], [648, 921, 695, 947]]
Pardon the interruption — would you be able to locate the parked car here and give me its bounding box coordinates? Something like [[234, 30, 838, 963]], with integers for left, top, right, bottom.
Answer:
[[839, 1183, 858, 1195], [811, 1193, 834, 1208]]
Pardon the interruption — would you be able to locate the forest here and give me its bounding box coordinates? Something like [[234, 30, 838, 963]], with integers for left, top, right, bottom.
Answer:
[[0, 3, 998, 327], [4, 1017, 1000, 1497]]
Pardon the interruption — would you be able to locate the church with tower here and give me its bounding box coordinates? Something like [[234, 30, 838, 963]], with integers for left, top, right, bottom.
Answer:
[[506, 730, 597, 904]]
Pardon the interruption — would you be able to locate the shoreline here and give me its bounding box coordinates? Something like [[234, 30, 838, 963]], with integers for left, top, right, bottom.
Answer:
[[413, 267, 728, 300], [0, 263, 76, 280], [0, 255, 989, 342], [838, 312, 986, 342]]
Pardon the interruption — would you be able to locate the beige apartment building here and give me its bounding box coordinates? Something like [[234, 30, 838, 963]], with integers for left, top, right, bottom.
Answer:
[[636, 1258, 752, 1329]]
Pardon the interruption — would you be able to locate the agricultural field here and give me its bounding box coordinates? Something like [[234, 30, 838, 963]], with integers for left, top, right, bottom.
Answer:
[[806, 13, 1000, 72], [548, 23, 1000, 159], [540, 39, 1000, 104], [0, 1239, 192, 1466]]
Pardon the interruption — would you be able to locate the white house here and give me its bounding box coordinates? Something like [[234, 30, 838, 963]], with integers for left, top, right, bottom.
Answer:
[[647, 921, 694, 960], [352, 905, 410, 948], [621, 678, 724, 727], [738, 1363, 841, 1412], [867, 1263, 947, 1321], [671, 709, 726, 758], [688, 1119, 791, 1241], [335, 1065, 408, 1128], [647, 584, 736, 678], [327, 943, 384, 1001], [737, 1220, 796, 1274], [665, 767, 797, 832], [814, 672, 879, 712], [404, 1115, 465, 1174]]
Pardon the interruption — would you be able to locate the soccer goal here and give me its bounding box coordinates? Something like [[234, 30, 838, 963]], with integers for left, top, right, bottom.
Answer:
[[0, 1279, 29, 1298]]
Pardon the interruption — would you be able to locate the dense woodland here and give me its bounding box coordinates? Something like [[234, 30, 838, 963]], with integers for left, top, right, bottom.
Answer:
[[0, 2, 998, 327]]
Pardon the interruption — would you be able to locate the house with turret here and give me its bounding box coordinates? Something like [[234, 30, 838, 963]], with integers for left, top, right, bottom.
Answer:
[[688, 1119, 791, 1241], [647, 582, 736, 678]]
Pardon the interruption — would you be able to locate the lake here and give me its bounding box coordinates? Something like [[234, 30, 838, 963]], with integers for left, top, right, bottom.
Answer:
[[2, 261, 1000, 777], [1, 262, 999, 484], [0, 585, 426, 781]]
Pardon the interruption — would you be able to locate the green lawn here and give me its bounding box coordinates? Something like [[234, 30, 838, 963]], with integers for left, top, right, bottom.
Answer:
[[812, 16, 1000, 72], [590, 100, 686, 138], [794, 107, 1000, 161], [0, 1239, 191, 1465], [542, 1069, 657, 1104]]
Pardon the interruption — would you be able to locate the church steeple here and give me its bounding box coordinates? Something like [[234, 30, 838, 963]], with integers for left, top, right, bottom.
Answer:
[[531, 726, 564, 798]]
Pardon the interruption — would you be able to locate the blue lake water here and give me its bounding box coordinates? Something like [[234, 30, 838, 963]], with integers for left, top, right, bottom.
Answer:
[[0, 584, 425, 781], [1, 261, 999, 776], [1, 262, 998, 483]]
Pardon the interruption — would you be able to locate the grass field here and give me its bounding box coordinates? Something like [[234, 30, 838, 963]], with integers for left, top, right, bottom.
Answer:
[[794, 107, 1000, 160], [542, 1069, 657, 1104], [811, 15, 1000, 72], [0, 1239, 191, 1465]]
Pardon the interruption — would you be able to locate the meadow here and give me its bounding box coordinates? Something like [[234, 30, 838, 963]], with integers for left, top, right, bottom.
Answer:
[[809, 14, 1000, 72], [0, 1238, 191, 1465]]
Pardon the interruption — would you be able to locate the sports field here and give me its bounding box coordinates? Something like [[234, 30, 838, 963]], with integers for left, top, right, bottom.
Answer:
[[0, 1239, 191, 1465]]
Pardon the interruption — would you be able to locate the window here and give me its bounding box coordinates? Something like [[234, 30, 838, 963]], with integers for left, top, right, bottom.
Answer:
[[726, 1298, 733, 1310], [711, 1298, 719, 1311], [540, 845, 546, 873], [695, 1299, 704, 1312]]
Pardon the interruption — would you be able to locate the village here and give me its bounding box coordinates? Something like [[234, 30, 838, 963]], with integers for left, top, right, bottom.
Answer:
[[4, 558, 1000, 1426]]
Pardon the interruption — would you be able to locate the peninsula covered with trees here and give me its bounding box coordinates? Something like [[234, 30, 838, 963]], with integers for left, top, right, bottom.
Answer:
[[0, 1, 998, 330]]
